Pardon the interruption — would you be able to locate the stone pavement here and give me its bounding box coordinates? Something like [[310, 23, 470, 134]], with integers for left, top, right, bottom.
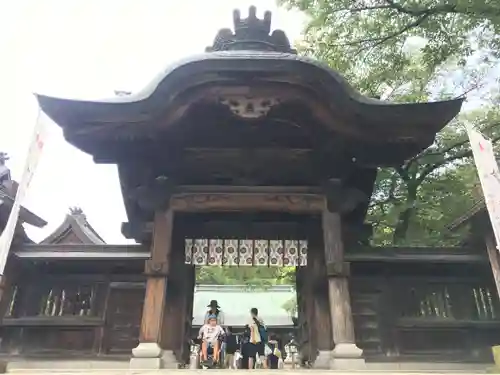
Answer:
[[4, 360, 491, 374], [4, 370, 492, 375]]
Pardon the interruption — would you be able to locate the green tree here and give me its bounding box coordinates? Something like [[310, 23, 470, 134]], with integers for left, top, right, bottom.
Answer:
[[196, 266, 296, 287], [368, 106, 500, 245], [278, 0, 500, 245], [278, 0, 500, 95], [282, 296, 298, 317]]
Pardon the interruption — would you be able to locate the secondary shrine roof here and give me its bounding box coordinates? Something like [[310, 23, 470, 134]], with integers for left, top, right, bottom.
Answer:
[[40, 207, 105, 245]]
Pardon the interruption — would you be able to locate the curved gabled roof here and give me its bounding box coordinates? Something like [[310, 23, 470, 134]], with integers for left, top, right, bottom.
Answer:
[[36, 52, 463, 145], [34, 8, 463, 163], [40, 207, 105, 245]]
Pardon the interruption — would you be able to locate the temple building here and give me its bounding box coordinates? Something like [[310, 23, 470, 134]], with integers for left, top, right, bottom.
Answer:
[[0, 5, 497, 371]]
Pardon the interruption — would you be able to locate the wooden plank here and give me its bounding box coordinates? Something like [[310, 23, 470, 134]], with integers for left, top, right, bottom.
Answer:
[[110, 281, 146, 289], [13, 244, 149, 260], [178, 220, 315, 239], [170, 192, 325, 213], [94, 282, 111, 354], [396, 318, 500, 329], [176, 185, 323, 194], [2, 316, 104, 327], [14, 251, 150, 260], [13, 244, 147, 253], [346, 246, 487, 263], [104, 287, 145, 354], [24, 274, 146, 283]]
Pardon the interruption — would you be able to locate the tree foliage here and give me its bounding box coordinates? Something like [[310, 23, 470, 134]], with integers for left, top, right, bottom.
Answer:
[[278, 0, 500, 96], [279, 0, 500, 246], [281, 295, 298, 316], [196, 266, 295, 287]]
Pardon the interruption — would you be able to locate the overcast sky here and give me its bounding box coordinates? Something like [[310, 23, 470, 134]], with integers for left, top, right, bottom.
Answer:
[[0, 0, 306, 244]]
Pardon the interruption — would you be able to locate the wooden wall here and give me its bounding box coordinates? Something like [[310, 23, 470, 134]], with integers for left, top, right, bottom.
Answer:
[[1, 257, 499, 363], [350, 262, 500, 362], [0, 271, 146, 357]]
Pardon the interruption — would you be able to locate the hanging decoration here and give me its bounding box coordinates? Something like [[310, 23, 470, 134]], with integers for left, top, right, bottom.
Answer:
[[184, 238, 308, 267]]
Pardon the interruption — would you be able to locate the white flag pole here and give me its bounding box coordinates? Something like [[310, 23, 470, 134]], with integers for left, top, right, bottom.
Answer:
[[0, 106, 47, 276]]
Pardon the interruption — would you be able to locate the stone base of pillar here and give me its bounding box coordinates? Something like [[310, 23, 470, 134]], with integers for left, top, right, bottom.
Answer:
[[130, 343, 163, 369], [332, 343, 365, 370], [161, 350, 178, 369], [313, 350, 332, 369]]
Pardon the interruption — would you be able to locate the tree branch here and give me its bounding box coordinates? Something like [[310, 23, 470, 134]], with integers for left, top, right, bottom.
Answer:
[[396, 165, 412, 182], [423, 121, 500, 159], [383, 0, 452, 16], [369, 171, 399, 208], [384, 0, 500, 20], [332, 13, 430, 48], [417, 134, 500, 183], [329, 5, 393, 13]]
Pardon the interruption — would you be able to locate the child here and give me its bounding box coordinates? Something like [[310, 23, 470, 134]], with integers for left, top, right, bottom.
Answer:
[[224, 326, 239, 369], [197, 315, 224, 364]]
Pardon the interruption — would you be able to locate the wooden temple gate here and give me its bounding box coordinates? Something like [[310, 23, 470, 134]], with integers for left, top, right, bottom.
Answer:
[[126, 186, 362, 368], [26, 4, 475, 370]]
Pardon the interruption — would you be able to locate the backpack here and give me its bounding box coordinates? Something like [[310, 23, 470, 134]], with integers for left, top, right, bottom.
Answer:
[[256, 320, 268, 343]]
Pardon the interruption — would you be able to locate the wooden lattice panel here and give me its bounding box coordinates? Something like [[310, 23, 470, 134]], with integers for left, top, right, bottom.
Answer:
[[185, 238, 307, 266]]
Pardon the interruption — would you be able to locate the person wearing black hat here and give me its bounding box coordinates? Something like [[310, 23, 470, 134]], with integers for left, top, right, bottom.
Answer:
[[204, 300, 225, 326], [204, 300, 226, 366]]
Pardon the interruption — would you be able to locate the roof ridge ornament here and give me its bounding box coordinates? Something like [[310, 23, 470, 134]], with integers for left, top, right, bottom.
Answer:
[[69, 206, 85, 217], [206, 6, 296, 54]]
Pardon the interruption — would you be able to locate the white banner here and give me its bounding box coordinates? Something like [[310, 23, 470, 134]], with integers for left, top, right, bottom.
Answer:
[[467, 124, 500, 252], [0, 107, 47, 275]]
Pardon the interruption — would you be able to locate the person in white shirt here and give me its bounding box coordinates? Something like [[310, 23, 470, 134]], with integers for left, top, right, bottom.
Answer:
[[198, 315, 225, 363]]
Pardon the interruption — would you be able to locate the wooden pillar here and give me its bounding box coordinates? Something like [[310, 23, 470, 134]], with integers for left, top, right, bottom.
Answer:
[[299, 262, 316, 365], [295, 267, 309, 362], [304, 257, 317, 362], [130, 209, 175, 369], [322, 209, 364, 369], [179, 265, 195, 365], [310, 243, 333, 368], [161, 233, 186, 363]]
